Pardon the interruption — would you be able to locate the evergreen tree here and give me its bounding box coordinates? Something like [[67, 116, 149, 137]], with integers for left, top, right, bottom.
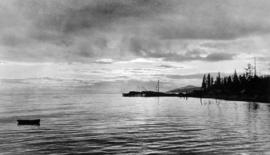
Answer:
[[207, 73, 211, 89], [233, 70, 240, 91], [210, 77, 214, 88], [197, 63, 270, 102], [228, 76, 232, 86], [215, 72, 221, 88], [202, 74, 206, 91]]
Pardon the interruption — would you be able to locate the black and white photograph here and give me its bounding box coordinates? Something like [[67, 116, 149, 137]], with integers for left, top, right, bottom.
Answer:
[[0, 0, 269, 154]]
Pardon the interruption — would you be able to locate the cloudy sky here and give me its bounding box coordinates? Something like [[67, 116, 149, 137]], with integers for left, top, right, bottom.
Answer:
[[0, 0, 269, 92]]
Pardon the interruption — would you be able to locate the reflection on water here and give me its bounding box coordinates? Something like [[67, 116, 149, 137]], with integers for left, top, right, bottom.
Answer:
[[0, 89, 269, 154]]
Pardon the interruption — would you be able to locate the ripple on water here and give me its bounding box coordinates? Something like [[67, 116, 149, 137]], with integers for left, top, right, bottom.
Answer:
[[0, 93, 270, 154]]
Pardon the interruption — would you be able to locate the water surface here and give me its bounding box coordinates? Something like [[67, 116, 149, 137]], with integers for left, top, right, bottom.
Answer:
[[0, 89, 269, 154]]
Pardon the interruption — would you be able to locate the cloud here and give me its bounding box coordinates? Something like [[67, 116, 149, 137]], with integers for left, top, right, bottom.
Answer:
[[158, 64, 183, 69], [166, 72, 232, 80], [95, 58, 114, 64], [158, 65, 173, 68], [154, 0, 270, 40], [205, 53, 235, 61], [0, 0, 270, 63], [127, 39, 236, 62], [57, 0, 168, 34], [167, 74, 204, 80]]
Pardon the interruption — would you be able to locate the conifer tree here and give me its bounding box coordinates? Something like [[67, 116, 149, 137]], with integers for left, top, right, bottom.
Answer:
[[202, 74, 206, 91], [207, 73, 211, 89], [215, 72, 221, 88]]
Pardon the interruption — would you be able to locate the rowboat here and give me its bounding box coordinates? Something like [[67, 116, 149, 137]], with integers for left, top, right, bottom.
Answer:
[[17, 119, 40, 126]]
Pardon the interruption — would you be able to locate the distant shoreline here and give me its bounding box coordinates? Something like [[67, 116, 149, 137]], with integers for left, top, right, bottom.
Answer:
[[122, 91, 270, 103]]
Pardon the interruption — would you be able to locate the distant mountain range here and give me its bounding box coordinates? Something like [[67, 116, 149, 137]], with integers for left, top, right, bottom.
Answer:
[[167, 85, 201, 93]]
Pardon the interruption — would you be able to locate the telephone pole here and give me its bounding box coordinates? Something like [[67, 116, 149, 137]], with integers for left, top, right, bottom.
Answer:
[[254, 57, 257, 76], [157, 80, 159, 93]]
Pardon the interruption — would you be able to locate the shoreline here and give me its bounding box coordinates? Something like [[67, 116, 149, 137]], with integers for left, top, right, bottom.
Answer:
[[122, 92, 270, 103], [188, 95, 270, 104]]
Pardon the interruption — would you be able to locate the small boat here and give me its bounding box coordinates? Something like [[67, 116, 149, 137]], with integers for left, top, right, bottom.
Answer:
[[17, 119, 40, 126]]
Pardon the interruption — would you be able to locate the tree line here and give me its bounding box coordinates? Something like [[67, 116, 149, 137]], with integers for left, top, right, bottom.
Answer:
[[201, 64, 270, 98]]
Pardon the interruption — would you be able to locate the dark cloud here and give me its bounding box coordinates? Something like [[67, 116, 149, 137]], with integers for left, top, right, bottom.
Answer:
[[205, 53, 235, 61], [154, 0, 270, 40], [1, 33, 32, 47], [0, 0, 269, 62], [18, 0, 169, 34], [60, 0, 168, 33], [155, 17, 270, 40]]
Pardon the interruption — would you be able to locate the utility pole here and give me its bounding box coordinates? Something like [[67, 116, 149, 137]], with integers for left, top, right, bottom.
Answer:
[[254, 57, 257, 76], [157, 80, 159, 93]]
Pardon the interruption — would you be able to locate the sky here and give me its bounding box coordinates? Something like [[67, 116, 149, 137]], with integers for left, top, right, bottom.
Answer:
[[0, 0, 270, 92]]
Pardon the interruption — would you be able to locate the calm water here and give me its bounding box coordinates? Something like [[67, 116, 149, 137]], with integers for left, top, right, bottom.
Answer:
[[0, 88, 270, 155]]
